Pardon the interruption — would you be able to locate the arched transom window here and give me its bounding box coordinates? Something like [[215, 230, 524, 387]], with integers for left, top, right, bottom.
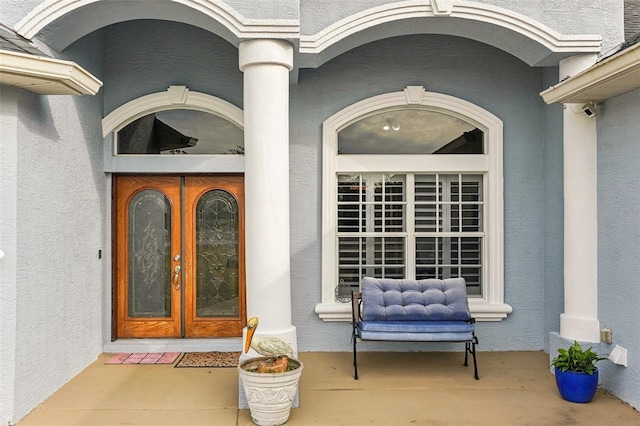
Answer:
[[117, 109, 243, 155]]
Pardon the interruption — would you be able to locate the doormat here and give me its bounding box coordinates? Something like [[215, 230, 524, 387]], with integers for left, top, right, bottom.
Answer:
[[105, 352, 181, 365], [174, 351, 241, 368]]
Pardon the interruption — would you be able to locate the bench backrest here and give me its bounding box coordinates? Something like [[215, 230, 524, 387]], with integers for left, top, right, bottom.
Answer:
[[361, 277, 471, 322]]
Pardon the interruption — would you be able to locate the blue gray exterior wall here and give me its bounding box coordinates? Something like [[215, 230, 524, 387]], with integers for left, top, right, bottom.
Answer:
[[0, 0, 637, 422], [102, 20, 243, 115], [1, 30, 106, 421], [597, 87, 640, 408], [291, 33, 550, 351], [542, 67, 564, 349], [547, 79, 640, 412]]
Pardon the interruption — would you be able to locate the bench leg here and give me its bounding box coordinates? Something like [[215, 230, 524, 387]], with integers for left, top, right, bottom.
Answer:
[[464, 343, 469, 366], [353, 334, 359, 380], [464, 340, 479, 380]]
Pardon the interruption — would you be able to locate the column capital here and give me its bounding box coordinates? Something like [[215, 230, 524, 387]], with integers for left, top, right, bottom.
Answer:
[[239, 39, 293, 72]]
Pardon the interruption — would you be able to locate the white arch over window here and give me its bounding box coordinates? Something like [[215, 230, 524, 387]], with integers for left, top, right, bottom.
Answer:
[[299, 0, 602, 67], [102, 85, 243, 137], [102, 86, 244, 173], [15, 0, 299, 51], [315, 86, 512, 322]]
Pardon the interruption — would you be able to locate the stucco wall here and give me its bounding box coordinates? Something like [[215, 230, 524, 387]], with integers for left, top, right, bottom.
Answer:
[[291, 34, 550, 351], [542, 67, 564, 351], [0, 85, 19, 426], [102, 20, 243, 115], [597, 87, 640, 409], [8, 33, 106, 422]]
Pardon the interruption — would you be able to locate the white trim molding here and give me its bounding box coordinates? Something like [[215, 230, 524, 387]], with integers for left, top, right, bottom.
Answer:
[[15, 0, 299, 49], [0, 49, 102, 95], [102, 85, 243, 137], [299, 0, 601, 67], [101, 86, 244, 174], [315, 86, 511, 322]]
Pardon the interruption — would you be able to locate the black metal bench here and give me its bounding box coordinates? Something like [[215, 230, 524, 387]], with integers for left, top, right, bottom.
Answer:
[[351, 277, 479, 380]]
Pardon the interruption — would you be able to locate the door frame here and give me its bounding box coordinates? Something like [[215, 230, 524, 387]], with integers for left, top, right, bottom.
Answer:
[[111, 173, 246, 340]]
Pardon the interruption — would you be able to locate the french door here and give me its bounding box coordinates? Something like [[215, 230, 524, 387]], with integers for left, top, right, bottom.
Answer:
[[114, 175, 245, 338]]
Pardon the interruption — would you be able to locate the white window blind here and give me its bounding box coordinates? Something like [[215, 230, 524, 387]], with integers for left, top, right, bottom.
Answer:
[[414, 174, 483, 295], [336, 173, 483, 298]]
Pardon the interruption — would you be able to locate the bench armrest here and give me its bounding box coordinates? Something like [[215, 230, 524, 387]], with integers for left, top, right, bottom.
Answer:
[[351, 291, 362, 324]]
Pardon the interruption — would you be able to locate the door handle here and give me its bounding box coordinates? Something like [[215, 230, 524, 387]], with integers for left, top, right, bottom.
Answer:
[[173, 265, 181, 290]]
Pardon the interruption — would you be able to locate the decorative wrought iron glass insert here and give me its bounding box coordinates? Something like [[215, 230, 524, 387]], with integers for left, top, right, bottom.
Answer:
[[128, 190, 172, 317], [195, 189, 240, 317]]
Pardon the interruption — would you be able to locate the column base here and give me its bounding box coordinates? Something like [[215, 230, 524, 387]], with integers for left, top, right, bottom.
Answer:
[[560, 313, 600, 343]]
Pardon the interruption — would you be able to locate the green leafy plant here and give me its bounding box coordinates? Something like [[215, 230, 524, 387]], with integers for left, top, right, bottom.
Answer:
[[552, 341, 607, 374]]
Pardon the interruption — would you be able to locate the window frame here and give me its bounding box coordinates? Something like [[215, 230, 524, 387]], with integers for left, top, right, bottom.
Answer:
[[315, 86, 512, 321], [101, 86, 245, 174]]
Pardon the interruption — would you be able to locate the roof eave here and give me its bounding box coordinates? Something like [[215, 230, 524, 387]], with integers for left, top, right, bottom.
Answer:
[[540, 42, 640, 104], [0, 49, 102, 95]]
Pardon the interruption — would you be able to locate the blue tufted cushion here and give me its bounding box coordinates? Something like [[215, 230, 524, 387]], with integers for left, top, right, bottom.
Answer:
[[360, 320, 473, 333], [361, 277, 471, 322], [356, 320, 474, 342]]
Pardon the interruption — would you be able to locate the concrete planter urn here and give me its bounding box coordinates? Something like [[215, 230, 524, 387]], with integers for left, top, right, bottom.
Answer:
[[238, 356, 303, 426]]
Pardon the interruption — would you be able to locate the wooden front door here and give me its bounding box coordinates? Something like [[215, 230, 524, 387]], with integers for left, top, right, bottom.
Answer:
[[114, 175, 245, 338]]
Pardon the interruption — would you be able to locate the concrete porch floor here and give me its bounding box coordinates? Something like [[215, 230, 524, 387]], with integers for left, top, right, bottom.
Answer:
[[18, 351, 639, 425]]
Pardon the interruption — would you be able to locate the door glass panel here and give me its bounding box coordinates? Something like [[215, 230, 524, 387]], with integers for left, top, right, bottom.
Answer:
[[128, 190, 172, 317], [196, 190, 239, 317]]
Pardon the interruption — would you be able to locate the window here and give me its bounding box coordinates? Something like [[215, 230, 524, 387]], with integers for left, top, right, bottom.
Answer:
[[316, 86, 512, 321], [117, 109, 243, 155], [102, 86, 246, 173]]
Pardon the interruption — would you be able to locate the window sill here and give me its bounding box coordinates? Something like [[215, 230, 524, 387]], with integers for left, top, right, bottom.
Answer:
[[314, 300, 512, 322], [468, 299, 513, 321]]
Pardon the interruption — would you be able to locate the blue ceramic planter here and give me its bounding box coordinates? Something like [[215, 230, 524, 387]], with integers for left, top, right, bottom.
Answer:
[[554, 367, 599, 403]]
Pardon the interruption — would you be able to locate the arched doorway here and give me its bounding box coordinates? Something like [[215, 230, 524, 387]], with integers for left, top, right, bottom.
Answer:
[[105, 89, 247, 338]]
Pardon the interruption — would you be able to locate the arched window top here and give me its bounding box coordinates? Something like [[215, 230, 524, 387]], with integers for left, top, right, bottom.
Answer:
[[325, 86, 500, 147], [103, 86, 244, 156], [324, 86, 502, 165], [102, 86, 243, 137], [117, 109, 243, 155], [338, 108, 483, 155]]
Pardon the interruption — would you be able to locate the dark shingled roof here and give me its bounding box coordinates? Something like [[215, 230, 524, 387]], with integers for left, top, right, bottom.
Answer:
[[621, 32, 640, 51], [0, 23, 48, 56]]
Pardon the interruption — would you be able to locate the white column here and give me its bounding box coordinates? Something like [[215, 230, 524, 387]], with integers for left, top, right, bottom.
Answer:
[[239, 39, 297, 352], [559, 54, 600, 343]]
